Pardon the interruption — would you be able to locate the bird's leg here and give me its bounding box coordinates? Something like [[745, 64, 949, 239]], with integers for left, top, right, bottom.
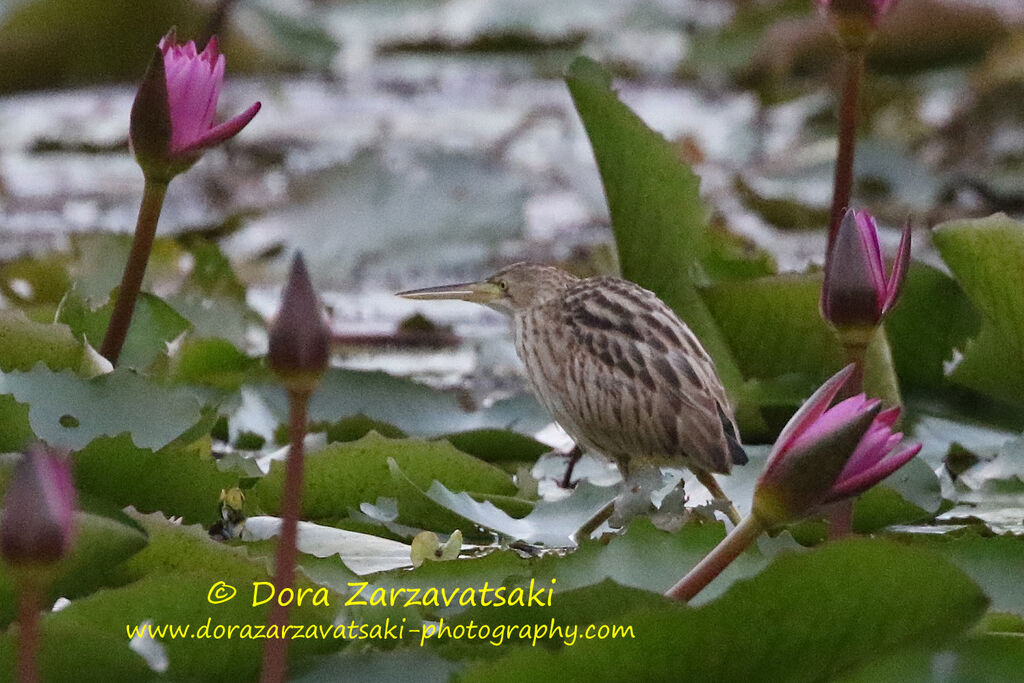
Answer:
[[559, 444, 584, 489], [693, 470, 742, 525]]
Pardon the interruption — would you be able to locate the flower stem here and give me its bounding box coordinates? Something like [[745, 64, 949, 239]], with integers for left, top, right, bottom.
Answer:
[[15, 584, 41, 683], [827, 49, 865, 250], [260, 388, 311, 683], [664, 514, 764, 602], [99, 179, 169, 365]]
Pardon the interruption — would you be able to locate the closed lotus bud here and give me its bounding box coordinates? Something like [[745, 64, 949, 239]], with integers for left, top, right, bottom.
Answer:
[[821, 209, 911, 331], [268, 253, 330, 391], [753, 365, 920, 527], [1, 443, 77, 567], [130, 29, 260, 182], [817, 0, 898, 50]]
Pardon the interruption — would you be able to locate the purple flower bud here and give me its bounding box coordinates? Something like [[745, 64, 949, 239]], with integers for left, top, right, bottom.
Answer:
[[817, 0, 898, 49], [268, 253, 331, 391], [753, 365, 920, 526], [821, 209, 911, 329], [1, 443, 77, 567], [130, 29, 261, 182], [817, 0, 897, 25]]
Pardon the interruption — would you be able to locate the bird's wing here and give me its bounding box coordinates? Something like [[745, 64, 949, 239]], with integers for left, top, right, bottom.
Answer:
[[560, 278, 745, 473]]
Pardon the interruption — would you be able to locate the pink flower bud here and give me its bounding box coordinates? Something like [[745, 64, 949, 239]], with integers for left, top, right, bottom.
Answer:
[[1, 443, 77, 567], [130, 29, 261, 182], [821, 209, 911, 330], [268, 253, 331, 391], [753, 365, 920, 526], [817, 0, 899, 49]]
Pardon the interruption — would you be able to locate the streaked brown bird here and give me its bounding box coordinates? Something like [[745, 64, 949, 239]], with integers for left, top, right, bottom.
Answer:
[[398, 263, 746, 522]]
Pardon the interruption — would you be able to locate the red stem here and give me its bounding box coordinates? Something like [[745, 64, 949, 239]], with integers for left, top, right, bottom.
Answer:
[[15, 586, 41, 683], [664, 515, 763, 602], [827, 50, 865, 250], [99, 179, 169, 364], [260, 389, 311, 683]]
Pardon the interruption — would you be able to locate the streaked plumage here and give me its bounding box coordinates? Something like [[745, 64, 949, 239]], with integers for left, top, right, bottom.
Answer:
[[398, 263, 746, 511]]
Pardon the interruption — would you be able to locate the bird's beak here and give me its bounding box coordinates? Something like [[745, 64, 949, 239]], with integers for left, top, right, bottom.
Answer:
[[396, 281, 503, 304]]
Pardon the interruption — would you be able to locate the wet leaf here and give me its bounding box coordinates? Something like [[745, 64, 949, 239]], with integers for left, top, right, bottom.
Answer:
[[249, 433, 517, 522], [419, 478, 616, 547], [169, 337, 255, 391], [0, 310, 105, 375], [886, 262, 981, 390], [73, 433, 236, 525], [896, 530, 1024, 618], [565, 56, 743, 393], [840, 635, 1024, 682], [460, 539, 988, 682], [439, 429, 550, 464], [247, 369, 550, 441], [932, 214, 1024, 404], [0, 366, 203, 450], [57, 287, 191, 370]]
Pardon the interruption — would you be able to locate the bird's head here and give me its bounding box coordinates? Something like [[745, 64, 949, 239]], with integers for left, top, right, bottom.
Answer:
[[397, 262, 578, 315]]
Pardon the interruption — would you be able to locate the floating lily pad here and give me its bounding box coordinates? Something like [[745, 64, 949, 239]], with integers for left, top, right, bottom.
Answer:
[[932, 214, 1024, 404], [0, 365, 204, 450]]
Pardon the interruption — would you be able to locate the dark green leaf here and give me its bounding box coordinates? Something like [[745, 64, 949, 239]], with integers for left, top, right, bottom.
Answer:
[[932, 214, 1024, 403], [565, 56, 743, 393], [460, 539, 988, 682], [74, 434, 236, 525], [57, 287, 191, 369], [0, 366, 203, 450], [250, 433, 517, 522]]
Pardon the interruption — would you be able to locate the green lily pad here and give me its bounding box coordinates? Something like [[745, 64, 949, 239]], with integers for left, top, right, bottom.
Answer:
[[0, 365, 203, 450], [932, 214, 1024, 404], [249, 433, 517, 522], [73, 433, 237, 526], [57, 287, 191, 370], [565, 56, 742, 394], [460, 539, 988, 682]]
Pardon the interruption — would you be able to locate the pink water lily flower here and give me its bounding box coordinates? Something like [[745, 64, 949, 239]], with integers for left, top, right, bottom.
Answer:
[[1, 443, 77, 567], [821, 209, 911, 329], [130, 30, 261, 181], [753, 365, 921, 526]]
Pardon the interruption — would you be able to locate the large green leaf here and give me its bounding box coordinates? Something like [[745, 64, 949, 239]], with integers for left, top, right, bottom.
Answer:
[[885, 262, 981, 390], [897, 530, 1024, 617], [0, 366, 204, 450], [460, 539, 988, 682], [246, 369, 551, 441], [702, 273, 843, 381], [57, 287, 191, 370], [249, 433, 517, 521], [73, 434, 236, 525], [932, 214, 1024, 403], [565, 56, 742, 393], [0, 310, 107, 376], [840, 635, 1024, 682]]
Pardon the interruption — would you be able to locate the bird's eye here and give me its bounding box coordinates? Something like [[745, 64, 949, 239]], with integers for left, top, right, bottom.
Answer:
[[497, 280, 508, 291]]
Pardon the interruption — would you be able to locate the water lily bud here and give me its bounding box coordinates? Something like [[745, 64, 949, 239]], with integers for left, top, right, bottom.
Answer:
[[753, 365, 920, 527], [821, 209, 911, 331], [268, 254, 330, 391], [1, 443, 77, 568], [817, 0, 898, 49], [130, 29, 261, 183]]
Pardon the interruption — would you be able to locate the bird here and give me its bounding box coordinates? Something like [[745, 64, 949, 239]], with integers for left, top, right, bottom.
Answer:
[[397, 263, 747, 523]]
